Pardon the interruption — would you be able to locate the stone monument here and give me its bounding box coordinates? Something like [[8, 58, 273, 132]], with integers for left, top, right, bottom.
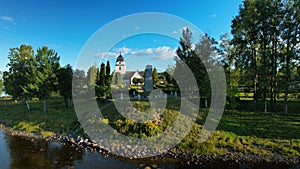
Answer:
[[144, 65, 153, 92]]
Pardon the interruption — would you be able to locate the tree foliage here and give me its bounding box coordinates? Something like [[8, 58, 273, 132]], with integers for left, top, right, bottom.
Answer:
[[152, 67, 159, 86], [95, 62, 112, 99], [36, 46, 60, 112], [231, 0, 300, 113], [3, 45, 61, 111], [58, 64, 73, 108], [174, 28, 213, 104], [3, 45, 35, 101], [0, 71, 3, 96]]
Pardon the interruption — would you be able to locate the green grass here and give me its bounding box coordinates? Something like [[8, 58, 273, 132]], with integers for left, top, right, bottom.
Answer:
[[0, 96, 299, 158], [218, 110, 300, 139], [0, 97, 81, 135]]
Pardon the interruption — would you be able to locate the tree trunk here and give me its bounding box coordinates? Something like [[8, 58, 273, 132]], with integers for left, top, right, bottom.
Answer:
[[252, 47, 258, 111], [26, 100, 30, 111], [43, 99, 47, 113], [270, 36, 277, 112], [67, 97, 71, 108], [262, 35, 268, 113], [284, 36, 290, 115], [272, 39, 278, 112]]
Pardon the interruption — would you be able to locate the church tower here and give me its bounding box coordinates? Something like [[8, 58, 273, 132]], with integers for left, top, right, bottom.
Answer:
[[115, 52, 126, 75]]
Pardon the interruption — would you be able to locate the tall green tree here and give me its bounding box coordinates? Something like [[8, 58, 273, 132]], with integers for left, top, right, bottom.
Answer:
[[195, 34, 215, 105], [73, 69, 86, 91], [174, 28, 195, 97], [58, 64, 73, 108], [133, 77, 139, 86], [36, 46, 60, 113], [219, 33, 240, 109], [174, 28, 212, 104], [231, 0, 260, 110], [3, 44, 36, 110], [0, 71, 3, 96], [105, 61, 112, 98], [231, 0, 299, 114], [95, 63, 108, 98], [268, 0, 284, 112], [281, 0, 300, 114], [152, 67, 159, 87]]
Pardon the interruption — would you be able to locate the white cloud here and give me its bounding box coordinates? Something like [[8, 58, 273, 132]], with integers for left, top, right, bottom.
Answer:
[[94, 52, 119, 59], [151, 46, 177, 60], [130, 46, 175, 60], [95, 46, 176, 60], [172, 26, 191, 35], [0, 16, 15, 24], [133, 26, 140, 30], [191, 44, 196, 50], [209, 14, 217, 18], [118, 47, 132, 54]]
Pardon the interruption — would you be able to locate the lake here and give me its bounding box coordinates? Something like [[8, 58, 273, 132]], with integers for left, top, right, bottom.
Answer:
[[0, 129, 298, 169]]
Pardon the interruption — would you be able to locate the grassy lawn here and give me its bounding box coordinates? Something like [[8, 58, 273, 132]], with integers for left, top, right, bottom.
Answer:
[[0, 97, 80, 135], [0, 96, 299, 158]]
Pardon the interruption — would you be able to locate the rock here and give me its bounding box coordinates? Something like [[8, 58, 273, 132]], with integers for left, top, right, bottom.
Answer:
[[152, 164, 158, 168], [144, 65, 153, 92], [139, 164, 146, 167]]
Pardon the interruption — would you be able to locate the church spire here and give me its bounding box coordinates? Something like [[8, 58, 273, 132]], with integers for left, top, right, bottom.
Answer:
[[116, 52, 124, 62]]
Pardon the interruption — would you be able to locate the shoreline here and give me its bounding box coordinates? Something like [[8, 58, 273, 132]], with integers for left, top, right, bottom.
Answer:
[[0, 122, 299, 167]]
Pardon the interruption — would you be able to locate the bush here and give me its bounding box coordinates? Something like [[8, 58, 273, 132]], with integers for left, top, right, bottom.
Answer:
[[13, 121, 41, 133]]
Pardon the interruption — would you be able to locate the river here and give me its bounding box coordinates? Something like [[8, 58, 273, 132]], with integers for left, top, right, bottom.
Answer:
[[0, 129, 298, 169]]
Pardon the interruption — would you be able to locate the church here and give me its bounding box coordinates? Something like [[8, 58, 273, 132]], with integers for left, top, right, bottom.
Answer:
[[114, 53, 144, 85]]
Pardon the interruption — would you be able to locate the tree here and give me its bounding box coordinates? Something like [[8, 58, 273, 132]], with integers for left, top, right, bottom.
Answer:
[[137, 78, 144, 84], [231, 0, 260, 110], [58, 64, 73, 108], [174, 27, 195, 96], [95, 62, 111, 98], [36, 46, 60, 113], [195, 34, 216, 104], [132, 77, 139, 86], [281, 0, 299, 114], [105, 61, 112, 98], [99, 63, 106, 86], [0, 71, 3, 96], [3, 44, 36, 110], [174, 28, 212, 103], [219, 33, 239, 109], [152, 67, 159, 87], [268, 0, 283, 112], [231, 0, 299, 114], [73, 69, 86, 94]]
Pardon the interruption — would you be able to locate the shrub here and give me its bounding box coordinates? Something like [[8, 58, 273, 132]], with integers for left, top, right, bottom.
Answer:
[[13, 121, 41, 133]]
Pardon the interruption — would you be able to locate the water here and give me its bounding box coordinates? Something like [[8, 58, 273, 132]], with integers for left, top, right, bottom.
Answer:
[[0, 129, 298, 169], [0, 130, 179, 169]]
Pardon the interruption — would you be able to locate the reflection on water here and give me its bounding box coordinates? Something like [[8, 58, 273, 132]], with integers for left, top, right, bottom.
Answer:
[[0, 129, 139, 169], [0, 130, 10, 169], [0, 129, 299, 169]]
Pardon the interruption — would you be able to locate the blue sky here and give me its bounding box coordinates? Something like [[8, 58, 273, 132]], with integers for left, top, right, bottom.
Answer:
[[0, 0, 242, 72]]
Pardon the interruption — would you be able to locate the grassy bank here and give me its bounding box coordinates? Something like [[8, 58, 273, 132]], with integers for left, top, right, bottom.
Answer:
[[0, 97, 299, 159], [0, 97, 81, 136]]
